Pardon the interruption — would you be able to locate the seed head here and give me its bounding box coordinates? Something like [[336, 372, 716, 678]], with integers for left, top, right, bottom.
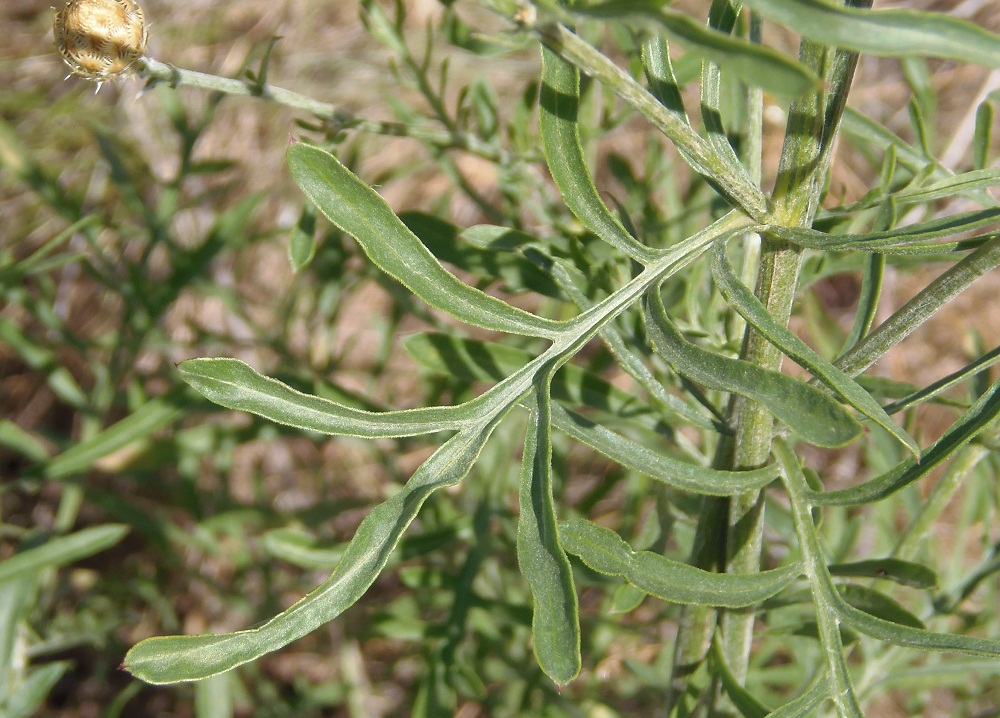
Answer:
[[53, 0, 147, 87]]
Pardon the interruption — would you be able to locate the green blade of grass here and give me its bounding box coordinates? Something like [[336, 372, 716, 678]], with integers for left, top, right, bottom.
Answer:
[[0, 525, 129, 583]]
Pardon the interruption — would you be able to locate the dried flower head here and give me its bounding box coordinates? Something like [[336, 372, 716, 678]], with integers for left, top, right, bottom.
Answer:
[[53, 0, 147, 86]]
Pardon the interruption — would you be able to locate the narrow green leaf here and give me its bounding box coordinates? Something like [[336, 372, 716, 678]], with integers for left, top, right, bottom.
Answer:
[[552, 404, 779, 496], [840, 109, 1000, 211], [834, 238, 1000, 378], [0, 420, 50, 463], [640, 36, 688, 121], [711, 636, 770, 718], [560, 518, 802, 608], [835, 593, 1000, 659], [840, 253, 884, 354], [540, 47, 653, 263], [889, 169, 1000, 206], [699, 1, 745, 176], [973, 101, 994, 170], [0, 525, 129, 583], [0, 319, 88, 409], [517, 381, 581, 686], [287, 202, 317, 271], [837, 584, 924, 629], [744, 0, 1000, 69], [3, 662, 71, 718], [571, 2, 820, 96], [261, 529, 343, 570], [764, 671, 829, 718], [44, 393, 185, 480], [766, 208, 1000, 253], [827, 558, 937, 589], [124, 425, 498, 684], [178, 358, 470, 438], [286, 142, 561, 338], [644, 288, 862, 448], [710, 243, 918, 455], [810, 377, 1000, 506]]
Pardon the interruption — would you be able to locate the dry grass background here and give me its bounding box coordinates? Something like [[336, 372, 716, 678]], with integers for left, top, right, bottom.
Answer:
[[2, 0, 1000, 715]]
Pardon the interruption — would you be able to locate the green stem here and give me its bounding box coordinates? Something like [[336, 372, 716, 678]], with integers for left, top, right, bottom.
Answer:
[[834, 236, 1000, 378], [892, 444, 990, 562], [775, 439, 864, 718], [720, 3, 868, 700], [135, 57, 509, 163], [532, 22, 770, 220]]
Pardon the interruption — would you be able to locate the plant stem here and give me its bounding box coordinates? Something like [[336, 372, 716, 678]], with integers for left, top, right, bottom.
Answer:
[[893, 444, 990, 562], [720, 2, 868, 700], [834, 236, 1000, 378], [135, 57, 510, 163], [531, 22, 770, 220]]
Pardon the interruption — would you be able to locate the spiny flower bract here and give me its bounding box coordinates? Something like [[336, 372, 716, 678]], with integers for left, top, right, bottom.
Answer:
[[54, 0, 147, 87]]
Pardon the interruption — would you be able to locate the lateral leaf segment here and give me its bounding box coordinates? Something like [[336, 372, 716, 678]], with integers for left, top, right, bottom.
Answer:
[[404, 330, 780, 494], [710, 243, 918, 456], [643, 288, 863, 448], [809, 377, 1000, 506], [552, 404, 779, 496], [567, 1, 821, 97], [766, 208, 1000, 253], [540, 46, 654, 263], [560, 518, 802, 608], [178, 358, 471, 438], [124, 425, 500, 684], [744, 0, 1000, 69], [516, 380, 581, 686], [778, 439, 1000, 673], [287, 143, 562, 339]]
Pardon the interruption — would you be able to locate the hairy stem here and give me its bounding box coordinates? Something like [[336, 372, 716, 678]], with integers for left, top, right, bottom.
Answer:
[[136, 57, 509, 162]]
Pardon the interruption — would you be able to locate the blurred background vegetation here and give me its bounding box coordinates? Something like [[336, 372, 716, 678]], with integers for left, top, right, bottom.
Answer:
[[2, 0, 999, 715]]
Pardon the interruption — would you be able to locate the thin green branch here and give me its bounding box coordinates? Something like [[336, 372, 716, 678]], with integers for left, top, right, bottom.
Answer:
[[530, 22, 770, 220], [835, 236, 1000, 377], [135, 57, 510, 163]]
